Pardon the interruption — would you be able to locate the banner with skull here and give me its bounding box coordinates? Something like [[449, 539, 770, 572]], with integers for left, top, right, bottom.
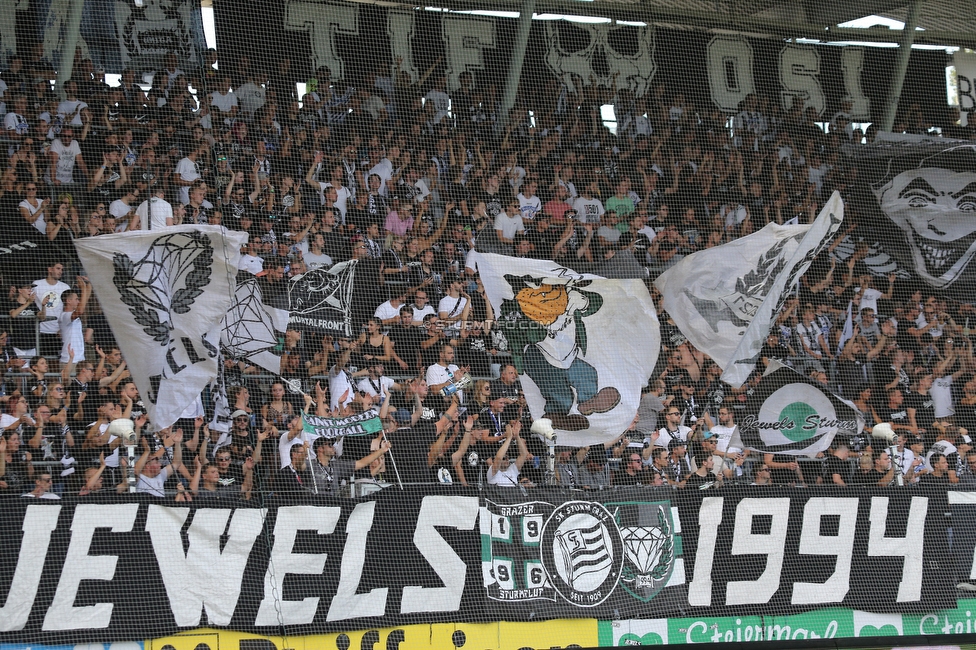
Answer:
[[544, 22, 656, 96], [844, 139, 976, 301]]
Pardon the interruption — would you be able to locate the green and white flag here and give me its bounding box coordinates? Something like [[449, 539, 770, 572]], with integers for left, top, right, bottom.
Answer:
[[738, 365, 864, 456], [302, 411, 383, 439]]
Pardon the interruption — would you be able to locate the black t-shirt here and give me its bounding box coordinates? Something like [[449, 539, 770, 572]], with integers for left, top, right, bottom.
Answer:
[[0, 453, 31, 494], [875, 403, 911, 428], [480, 189, 509, 220], [6, 299, 40, 349], [851, 468, 886, 485], [89, 163, 123, 204], [769, 453, 797, 484], [350, 258, 383, 329], [69, 379, 98, 430], [874, 361, 909, 393], [612, 469, 643, 486], [392, 422, 436, 485], [456, 333, 493, 377], [956, 401, 976, 437], [919, 472, 950, 486], [822, 455, 850, 485], [320, 230, 347, 263], [907, 391, 936, 435], [388, 325, 423, 368], [275, 465, 311, 496], [527, 227, 560, 260]]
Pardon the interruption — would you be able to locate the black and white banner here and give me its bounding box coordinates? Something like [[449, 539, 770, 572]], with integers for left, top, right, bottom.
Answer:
[[220, 275, 288, 375], [0, 487, 954, 644], [655, 193, 843, 388], [846, 140, 976, 302], [213, 0, 948, 123], [737, 365, 865, 456], [286, 260, 357, 337], [74, 226, 247, 429], [25, 0, 206, 73]]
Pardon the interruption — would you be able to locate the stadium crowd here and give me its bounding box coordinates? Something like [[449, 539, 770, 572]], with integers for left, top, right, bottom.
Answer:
[[0, 45, 974, 500]]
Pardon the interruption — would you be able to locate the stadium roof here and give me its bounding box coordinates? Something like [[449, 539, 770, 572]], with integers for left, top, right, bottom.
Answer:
[[320, 0, 975, 48]]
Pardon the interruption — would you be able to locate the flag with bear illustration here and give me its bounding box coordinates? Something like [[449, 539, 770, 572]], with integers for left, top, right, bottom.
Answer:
[[477, 255, 660, 447]]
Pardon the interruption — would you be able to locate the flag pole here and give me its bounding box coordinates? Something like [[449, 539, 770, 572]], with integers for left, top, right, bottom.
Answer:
[[382, 429, 404, 490]]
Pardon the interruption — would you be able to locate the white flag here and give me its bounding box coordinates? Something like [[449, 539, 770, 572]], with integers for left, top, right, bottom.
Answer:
[[221, 275, 289, 374], [74, 226, 247, 429], [837, 301, 855, 354], [655, 192, 844, 387], [477, 254, 659, 447]]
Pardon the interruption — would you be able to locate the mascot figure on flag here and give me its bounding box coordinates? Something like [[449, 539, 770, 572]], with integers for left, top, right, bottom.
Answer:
[[499, 274, 620, 431]]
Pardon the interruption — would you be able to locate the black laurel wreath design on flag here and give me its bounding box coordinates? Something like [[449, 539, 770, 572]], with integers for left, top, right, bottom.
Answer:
[[112, 231, 215, 343]]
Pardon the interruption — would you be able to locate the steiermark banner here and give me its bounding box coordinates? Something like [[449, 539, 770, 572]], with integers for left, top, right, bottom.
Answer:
[[598, 598, 976, 646]]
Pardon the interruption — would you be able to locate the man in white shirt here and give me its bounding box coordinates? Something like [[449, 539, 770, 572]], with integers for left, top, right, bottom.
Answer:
[[653, 405, 693, 451], [22, 472, 60, 499], [426, 344, 467, 406], [706, 406, 746, 479], [494, 201, 525, 246], [328, 344, 358, 411], [487, 422, 530, 487], [49, 128, 86, 186], [303, 233, 332, 271], [235, 70, 267, 122], [856, 274, 894, 316], [208, 74, 239, 126], [173, 145, 205, 205], [438, 276, 469, 331], [573, 180, 606, 224], [517, 181, 542, 221], [33, 261, 71, 357], [56, 80, 90, 127], [135, 187, 174, 230], [356, 362, 401, 405], [4, 95, 30, 154], [58, 279, 91, 364], [277, 415, 307, 469], [424, 77, 451, 125], [108, 187, 140, 232], [306, 160, 352, 221], [410, 291, 436, 325], [374, 289, 409, 325], [136, 429, 184, 497], [367, 147, 395, 197]]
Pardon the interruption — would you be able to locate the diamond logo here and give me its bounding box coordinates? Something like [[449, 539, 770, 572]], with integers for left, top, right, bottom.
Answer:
[[608, 502, 675, 603]]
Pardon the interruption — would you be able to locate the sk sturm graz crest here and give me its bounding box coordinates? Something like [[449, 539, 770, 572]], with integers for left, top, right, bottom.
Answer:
[[610, 501, 675, 602], [540, 501, 623, 606], [481, 498, 681, 607]]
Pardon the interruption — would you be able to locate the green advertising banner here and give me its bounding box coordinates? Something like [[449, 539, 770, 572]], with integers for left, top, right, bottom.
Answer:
[[598, 599, 976, 646]]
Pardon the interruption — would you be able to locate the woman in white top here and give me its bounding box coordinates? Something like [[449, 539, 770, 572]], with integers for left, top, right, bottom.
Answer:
[[18, 183, 50, 236]]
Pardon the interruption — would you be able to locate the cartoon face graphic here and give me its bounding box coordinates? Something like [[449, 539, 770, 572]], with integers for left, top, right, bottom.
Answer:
[[874, 168, 976, 288], [516, 283, 569, 326]]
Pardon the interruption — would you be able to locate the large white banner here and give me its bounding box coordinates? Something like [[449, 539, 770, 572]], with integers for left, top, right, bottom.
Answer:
[[477, 254, 659, 447], [655, 192, 843, 387], [221, 275, 289, 375], [75, 226, 247, 429]]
